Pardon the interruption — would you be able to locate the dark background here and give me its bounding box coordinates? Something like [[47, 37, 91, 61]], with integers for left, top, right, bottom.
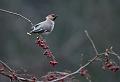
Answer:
[[0, 0, 120, 82]]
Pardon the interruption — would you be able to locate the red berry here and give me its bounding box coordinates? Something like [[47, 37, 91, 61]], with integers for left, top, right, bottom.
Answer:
[[42, 44, 49, 49], [31, 76, 36, 82], [105, 62, 113, 68], [47, 74, 56, 81], [36, 38, 49, 49], [49, 60, 58, 67], [110, 66, 120, 72], [39, 43, 45, 47], [35, 40, 40, 44], [80, 68, 88, 76], [43, 49, 53, 57], [40, 40, 44, 44], [11, 72, 17, 80]]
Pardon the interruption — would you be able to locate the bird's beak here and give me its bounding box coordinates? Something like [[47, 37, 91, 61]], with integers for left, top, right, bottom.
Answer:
[[55, 15, 58, 18], [53, 15, 58, 21]]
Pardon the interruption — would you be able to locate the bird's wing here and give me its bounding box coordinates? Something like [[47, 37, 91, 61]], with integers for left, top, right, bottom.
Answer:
[[31, 28, 47, 33], [31, 21, 48, 33], [31, 22, 41, 29]]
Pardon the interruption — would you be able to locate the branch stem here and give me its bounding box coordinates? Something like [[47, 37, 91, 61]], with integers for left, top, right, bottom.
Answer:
[[0, 8, 33, 26], [85, 30, 99, 55]]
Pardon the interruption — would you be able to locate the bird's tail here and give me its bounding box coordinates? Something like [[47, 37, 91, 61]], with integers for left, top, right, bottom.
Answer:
[[27, 32, 32, 35], [27, 31, 33, 35]]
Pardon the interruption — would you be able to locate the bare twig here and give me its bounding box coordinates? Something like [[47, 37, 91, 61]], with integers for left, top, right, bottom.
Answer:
[[0, 60, 13, 72], [0, 8, 33, 26], [48, 55, 98, 82], [110, 50, 120, 61], [85, 30, 99, 55]]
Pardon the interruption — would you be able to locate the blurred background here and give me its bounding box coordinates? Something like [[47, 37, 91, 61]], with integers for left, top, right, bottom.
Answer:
[[0, 0, 120, 82]]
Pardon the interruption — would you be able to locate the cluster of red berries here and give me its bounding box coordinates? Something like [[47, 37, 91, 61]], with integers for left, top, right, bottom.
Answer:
[[80, 68, 90, 80], [35, 37, 58, 67], [47, 74, 64, 82], [47, 73, 57, 81], [30, 76, 37, 82], [41, 72, 67, 82], [102, 55, 120, 72], [35, 37, 49, 49], [102, 49, 120, 72], [80, 68, 88, 76], [10, 72, 17, 80]]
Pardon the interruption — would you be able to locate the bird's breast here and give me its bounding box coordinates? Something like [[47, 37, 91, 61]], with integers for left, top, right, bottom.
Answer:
[[45, 20, 55, 31]]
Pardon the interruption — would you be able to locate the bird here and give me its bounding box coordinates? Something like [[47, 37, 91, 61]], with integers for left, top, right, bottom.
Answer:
[[27, 14, 58, 35]]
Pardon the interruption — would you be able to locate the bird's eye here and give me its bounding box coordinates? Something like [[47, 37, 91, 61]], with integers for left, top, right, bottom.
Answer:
[[52, 15, 55, 17]]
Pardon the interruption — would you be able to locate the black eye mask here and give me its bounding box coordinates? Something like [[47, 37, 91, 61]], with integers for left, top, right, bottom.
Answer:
[[52, 16, 57, 21]]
